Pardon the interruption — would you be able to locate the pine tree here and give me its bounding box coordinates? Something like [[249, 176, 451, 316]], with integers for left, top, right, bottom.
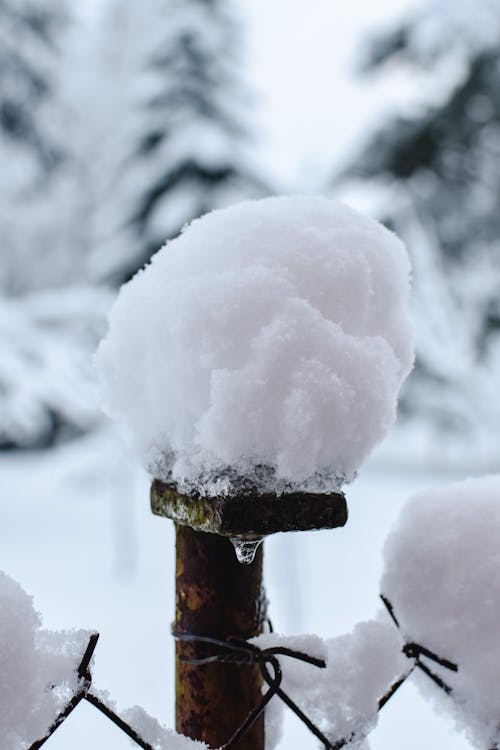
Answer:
[[349, 5, 500, 271], [0, 0, 67, 178], [0, 0, 76, 294], [0, 0, 269, 448], [338, 0, 500, 455], [88, 0, 268, 283], [0, 1, 112, 449]]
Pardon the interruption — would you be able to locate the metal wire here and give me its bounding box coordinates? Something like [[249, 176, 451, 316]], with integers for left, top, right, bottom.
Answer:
[[378, 596, 500, 747], [27, 601, 467, 750], [27, 633, 155, 750], [85, 692, 155, 750], [380, 594, 458, 694], [28, 634, 98, 750], [173, 630, 336, 750]]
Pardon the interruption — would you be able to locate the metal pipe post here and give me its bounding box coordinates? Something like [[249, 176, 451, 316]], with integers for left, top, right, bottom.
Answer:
[[175, 524, 266, 749], [152, 479, 347, 749]]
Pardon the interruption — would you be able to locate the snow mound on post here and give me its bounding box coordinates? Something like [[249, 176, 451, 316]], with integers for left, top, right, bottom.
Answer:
[[97, 196, 413, 495], [381, 476, 500, 748], [0, 571, 91, 749]]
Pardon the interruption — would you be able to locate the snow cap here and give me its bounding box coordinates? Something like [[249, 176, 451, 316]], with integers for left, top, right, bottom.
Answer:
[[381, 475, 500, 748], [97, 196, 413, 495]]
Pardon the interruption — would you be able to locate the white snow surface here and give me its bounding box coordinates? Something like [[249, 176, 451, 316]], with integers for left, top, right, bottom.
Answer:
[[121, 704, 208, 749], [97, 196, 413, 496], [0, 570, 91, 750], [254, 620, 406, 748], [381, 475, 500, 748]]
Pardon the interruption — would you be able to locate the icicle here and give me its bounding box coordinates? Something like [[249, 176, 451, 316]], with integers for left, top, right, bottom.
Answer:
[[230, 537, 263, 565]]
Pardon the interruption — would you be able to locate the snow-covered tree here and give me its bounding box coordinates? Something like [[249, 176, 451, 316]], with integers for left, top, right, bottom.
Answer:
[[350, 0, 500, 271], [337, 0, 500, 457], [0, 0, 68, 181], [387, 199, 500, 462], [87, 0, 268, 283], [0, 2, 114, 449], [0, 0, 76, 294], [0, 287, 111, 450], [0, 0, 270, 449]]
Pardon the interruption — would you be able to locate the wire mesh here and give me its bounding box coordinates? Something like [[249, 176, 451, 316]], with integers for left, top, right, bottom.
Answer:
[[27, 597, 464, 750]]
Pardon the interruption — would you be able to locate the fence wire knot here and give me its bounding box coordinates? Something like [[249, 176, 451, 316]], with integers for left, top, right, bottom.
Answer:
[[173, 630, 336, 749], [28, 633, 157, 750], [380, 594, 458, 695]]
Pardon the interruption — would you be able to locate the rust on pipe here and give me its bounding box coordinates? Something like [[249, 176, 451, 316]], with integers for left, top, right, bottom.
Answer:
[[175, 523, 266, 749]]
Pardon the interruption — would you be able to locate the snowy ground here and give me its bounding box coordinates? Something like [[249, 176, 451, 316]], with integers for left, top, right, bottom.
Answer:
[[0, 426, 476, 750]]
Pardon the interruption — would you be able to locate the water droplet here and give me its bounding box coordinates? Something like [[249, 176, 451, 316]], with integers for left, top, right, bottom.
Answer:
[[230, 537, 263, 565]]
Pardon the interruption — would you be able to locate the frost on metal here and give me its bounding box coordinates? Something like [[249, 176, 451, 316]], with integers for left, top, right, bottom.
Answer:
[[97, 196, 413, 496], [382, 475, 500, 749]]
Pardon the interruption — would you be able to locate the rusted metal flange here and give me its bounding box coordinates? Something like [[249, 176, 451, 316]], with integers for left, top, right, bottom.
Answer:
[[151, 479, 348, 537]]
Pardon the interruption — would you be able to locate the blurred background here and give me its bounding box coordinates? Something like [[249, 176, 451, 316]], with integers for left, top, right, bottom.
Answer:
[[1, 0, 498, 748]]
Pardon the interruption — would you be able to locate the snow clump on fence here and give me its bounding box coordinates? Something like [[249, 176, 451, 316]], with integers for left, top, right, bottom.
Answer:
[[97, 196, 413, 495], [0, 570, 90, 749], [381, 475, 500, 748], [255, 619, 406, 748], [122, 705, 209, 749]]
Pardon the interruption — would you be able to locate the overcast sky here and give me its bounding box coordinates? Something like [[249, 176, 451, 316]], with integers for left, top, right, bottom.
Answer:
[[241, 0, 422, 188]]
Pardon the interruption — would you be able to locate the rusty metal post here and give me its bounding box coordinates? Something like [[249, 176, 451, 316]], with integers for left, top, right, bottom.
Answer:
[[175, 525, 266, 748], [151, 480, 348, 749]]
